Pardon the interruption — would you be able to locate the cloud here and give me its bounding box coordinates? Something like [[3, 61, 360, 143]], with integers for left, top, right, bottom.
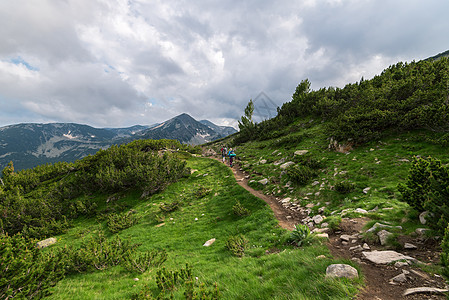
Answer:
[[0, 0, 448, 128]]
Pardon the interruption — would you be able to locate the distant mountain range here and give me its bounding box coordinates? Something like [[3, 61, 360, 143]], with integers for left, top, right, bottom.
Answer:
[[0, 113, 236, 170]]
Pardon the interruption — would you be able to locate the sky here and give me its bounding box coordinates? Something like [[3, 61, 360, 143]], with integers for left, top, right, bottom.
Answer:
[[0, 0, 448, 129]]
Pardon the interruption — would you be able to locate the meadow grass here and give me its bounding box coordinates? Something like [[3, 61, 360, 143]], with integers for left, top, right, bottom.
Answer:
[[46, 157, 362, 299]]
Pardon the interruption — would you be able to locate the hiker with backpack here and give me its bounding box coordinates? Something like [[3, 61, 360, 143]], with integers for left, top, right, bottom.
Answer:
[[228, 148, 236, 167], [221, 146, 227, 163]]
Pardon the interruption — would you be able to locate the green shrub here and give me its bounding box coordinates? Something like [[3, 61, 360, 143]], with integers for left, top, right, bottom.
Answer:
[[123, 249, 168, 273], [441, 225, 449, 279], [288, 224, 315, 247], [335, 181, 356, 194], [287, 165, 317, 185], [160, 201, 180, 213], [232, 201, 250, 217], [225, 235, 249, 257], [398, 156, 449, 233], [107, 212, 139, 233], [0, 233, 66, 299], [195, 185, 212, 198]]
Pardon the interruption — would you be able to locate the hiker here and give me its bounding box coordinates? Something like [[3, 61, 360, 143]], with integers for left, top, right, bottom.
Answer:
[[221, 146, 227, 163], [228, 148, 236, 167]]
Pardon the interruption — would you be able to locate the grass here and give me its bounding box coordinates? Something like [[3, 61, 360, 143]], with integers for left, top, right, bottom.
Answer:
[[45, 156, 362, 299]]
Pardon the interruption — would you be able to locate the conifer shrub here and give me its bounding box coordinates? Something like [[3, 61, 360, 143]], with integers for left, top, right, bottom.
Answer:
[[225, 234, 249, 257], [159, 201, 180, 213], [123, 249, 167, 273], [440, 225, 449, 279], [0, 233, 66, 299], [398, 156, 449, 233], [335, 181, 356, 194], [287, 165, 317, 185], [107, 212, 139, 233], [232, 201, 250, 217]]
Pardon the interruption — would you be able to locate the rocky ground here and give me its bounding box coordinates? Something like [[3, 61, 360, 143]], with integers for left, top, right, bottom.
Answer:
[[213, 155, 449, 300]]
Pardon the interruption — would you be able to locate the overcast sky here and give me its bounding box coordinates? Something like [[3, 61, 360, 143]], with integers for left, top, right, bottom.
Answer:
[[0, 0, 448, 128]]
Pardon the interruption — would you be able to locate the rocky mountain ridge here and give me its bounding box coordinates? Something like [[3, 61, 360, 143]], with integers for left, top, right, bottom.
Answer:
[[0, 114, 236, 170]]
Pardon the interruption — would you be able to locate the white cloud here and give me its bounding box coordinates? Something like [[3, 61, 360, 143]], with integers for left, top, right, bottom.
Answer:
[[0, 0, 448, 128]]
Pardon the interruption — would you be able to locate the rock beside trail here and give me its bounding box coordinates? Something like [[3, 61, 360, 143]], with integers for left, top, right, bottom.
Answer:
[[403, 287, 449, 296], [377, 230, 393, 246], [366, 222, 402, 233], [325, 264, 359, 279], [37, 237, 57, 249], [362, 250, 416, 265], [390, 273, 407, 283], [404, 243, 417, 250]]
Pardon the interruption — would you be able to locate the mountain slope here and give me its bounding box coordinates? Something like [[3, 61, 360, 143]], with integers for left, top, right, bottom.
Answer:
[[199, 119, 237, 137], [136, 113, 225, 145], [0, 114, 234, 170]]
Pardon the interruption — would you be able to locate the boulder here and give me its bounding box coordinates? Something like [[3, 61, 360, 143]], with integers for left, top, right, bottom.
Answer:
[[312, 215, 324, 224], [280, 161, 295, 169], [36, 237, 57, 249], [362, 250, 416, 265], [325, 264, 358, 279], [354, 208, 368, 214]]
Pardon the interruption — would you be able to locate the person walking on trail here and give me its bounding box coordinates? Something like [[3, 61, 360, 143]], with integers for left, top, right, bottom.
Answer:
[[221, 146, 227, 163], [228, 148, 236, 167]]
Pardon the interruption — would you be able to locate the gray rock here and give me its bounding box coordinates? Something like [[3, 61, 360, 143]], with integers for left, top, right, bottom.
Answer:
[[394, 261, 409, 268], [340, 234, 353, 242], [280, 161, 295, 169], [377, 230, 393, 246], [415, 228, 430, 235], [36, 237, 57, 249], [325, 264, 358, 279], [294, 150, 309, 156], [354, 208, 368, 214], [363, 187, 371, 194], [419, 211, 431, 225], [312, 215, 324, 224], [281, 197, 291, 203], [312, 228, 330, 233], [404, 242, 417, 250], [362, 243, 370, 250], [259, 159, 267, 164], [391, 273, 407, 283], [258, 178, 269, 185], [362, 250, 416, 265], [366, 222, 402, 233], [403, 287, 449, 296], [312, 181, 320, 186], [349, 245, 363, 252], [316, 233, 329, 239], [203, 238, 216, 247]]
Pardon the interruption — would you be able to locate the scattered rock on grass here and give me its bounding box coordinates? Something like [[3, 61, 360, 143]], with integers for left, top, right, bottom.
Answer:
[[377, 230, 393, 246], [326, 264, 358, 279], [294, 150, 309, 156], [366, 222, 402, 233], [280, 161, 295, 169], [37, 238, 57, 249], [259, 178, 269, 185], [203, 238, 216, 247]]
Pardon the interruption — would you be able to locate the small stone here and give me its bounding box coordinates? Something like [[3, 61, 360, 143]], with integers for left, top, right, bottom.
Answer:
[[281, 197, 292, 203], [415, 228, 430, 235], [349, 245, 363, 252], [340, 234, 353, 242], [419, 211, 431, 225], [366, 222, 402, 233], [362, 243, 370, 250], [394, 261, 409, 268], [259, 159, 267, 164], [316, 255, 326, 259], [36, 238, 57, 249], [133, 278, 140, 281], [312, 228, 330, 233], [312, 215, 324, 224], [312, 181, 320, 186], [377, 230, 393, 246], [325, 264, 358, 279], [391, 273, 407, 283], [354, 208, 368, 214], [321, 222, 329, 228], [294, 150, 309, 156], [259, 178, 269, 185], [363, 187, 371, 194], [316, 233, 329, 239], [280, 161, 295, 169], [203, 238, 216, 247], [195, 218, 198, 221], [404, 243, 417, 250], [155, 223, 165, 227]]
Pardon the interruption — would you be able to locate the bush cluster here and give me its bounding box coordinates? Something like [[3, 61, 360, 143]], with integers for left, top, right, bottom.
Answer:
[[287, 165, 317, 186], [335, 181, 356, 194], [232, 201, 250, 217], [398, 156, 449, 233], [225, 234, 249, 257], [0, 139, 187, 238], [107, 211, 139, 233]]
